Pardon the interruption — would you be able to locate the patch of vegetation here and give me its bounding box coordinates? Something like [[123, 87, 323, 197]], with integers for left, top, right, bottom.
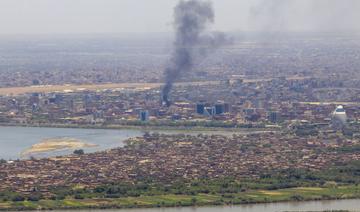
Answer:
[[2, 161, 360, 210], [1, 185, 360, 211], [334, 145, 360, 153], [73, 149, 85, 155]]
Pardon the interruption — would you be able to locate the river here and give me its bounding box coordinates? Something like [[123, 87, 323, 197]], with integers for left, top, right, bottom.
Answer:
[[24, 199, 360, 212], [0, 126, 143, 160]]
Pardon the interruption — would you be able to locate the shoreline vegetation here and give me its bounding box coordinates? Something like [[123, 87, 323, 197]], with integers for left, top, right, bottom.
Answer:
[[0, 122, 278, 133], [0, 185, 360, 211], [2, 160, 360, 211]]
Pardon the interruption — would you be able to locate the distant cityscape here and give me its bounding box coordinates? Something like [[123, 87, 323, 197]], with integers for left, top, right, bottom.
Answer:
[[2, 33, 360, 210], [1, 33, 360, 88], [1, 34, 360, 132], [1, 74, 360, 133], [2, 0, 360, 209]]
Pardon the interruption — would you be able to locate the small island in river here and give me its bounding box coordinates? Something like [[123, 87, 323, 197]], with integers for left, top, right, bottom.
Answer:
[[21, 138, 98, 157]]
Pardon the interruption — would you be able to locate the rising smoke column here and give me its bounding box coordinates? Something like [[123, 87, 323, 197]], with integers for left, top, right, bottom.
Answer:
[[162, 0, 229, 106]]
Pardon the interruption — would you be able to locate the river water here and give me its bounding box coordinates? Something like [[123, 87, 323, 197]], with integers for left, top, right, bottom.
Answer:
[[0, 126, 143, 160], [30, 199, 360, 212], [0, 126, 262, 160]]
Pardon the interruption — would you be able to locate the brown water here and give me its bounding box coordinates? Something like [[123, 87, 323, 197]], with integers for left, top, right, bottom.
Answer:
[[31, 199, 360, 212]]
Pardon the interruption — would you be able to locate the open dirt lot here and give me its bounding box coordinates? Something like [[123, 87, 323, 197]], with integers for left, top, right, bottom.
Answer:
[[0, 81, 220, 96]]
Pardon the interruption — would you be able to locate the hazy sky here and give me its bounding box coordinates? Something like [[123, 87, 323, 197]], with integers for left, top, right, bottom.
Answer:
[[0, 0, 359, 34]]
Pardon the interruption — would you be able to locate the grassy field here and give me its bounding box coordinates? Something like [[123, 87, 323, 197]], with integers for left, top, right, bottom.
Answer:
[[1, 185, 360, 211]]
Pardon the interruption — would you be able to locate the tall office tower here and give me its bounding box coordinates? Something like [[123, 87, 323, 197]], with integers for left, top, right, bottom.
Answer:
[[331, 105, 347, 129]]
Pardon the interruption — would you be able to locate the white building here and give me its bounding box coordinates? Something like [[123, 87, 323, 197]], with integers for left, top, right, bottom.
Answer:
[[331, 105, 347, 129]]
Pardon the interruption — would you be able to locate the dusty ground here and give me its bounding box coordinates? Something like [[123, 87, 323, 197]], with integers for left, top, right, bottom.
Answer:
[[0, 76, 310, 96], [0, 81, 220, 96], [21, 138, 97, 156]]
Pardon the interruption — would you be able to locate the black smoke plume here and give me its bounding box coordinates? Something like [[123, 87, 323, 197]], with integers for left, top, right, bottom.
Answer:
[[162, 0, 230, 106]]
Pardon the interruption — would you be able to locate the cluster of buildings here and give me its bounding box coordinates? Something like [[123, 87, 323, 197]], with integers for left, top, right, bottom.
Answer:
[[0, 76, 359, 132], [2, 34, 360, 90], [1, 132, 359, 196]]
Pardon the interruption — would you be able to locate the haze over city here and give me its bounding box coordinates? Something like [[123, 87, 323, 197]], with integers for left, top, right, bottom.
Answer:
[[1, 0, 360, 35], [1, 1, 360, 212]]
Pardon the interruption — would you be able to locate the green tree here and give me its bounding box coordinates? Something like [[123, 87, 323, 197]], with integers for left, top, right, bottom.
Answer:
[[73, 149, 85, 155], [28, 193, 43, 201], [12, 194, 25, 202]]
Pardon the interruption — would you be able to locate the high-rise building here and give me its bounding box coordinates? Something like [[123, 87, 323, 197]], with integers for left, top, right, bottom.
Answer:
[[331, 105, 347, 129], [197, 102, 229, 116], [196, 103, 205, 115], [268, 111, 280, 123], [139, 110, 149, 122], [215, 103, 225, 115], [224, 103, 231, 113]]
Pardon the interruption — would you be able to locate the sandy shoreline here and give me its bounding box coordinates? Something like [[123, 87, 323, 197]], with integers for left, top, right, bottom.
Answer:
[[21, 138, 98, 156]]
